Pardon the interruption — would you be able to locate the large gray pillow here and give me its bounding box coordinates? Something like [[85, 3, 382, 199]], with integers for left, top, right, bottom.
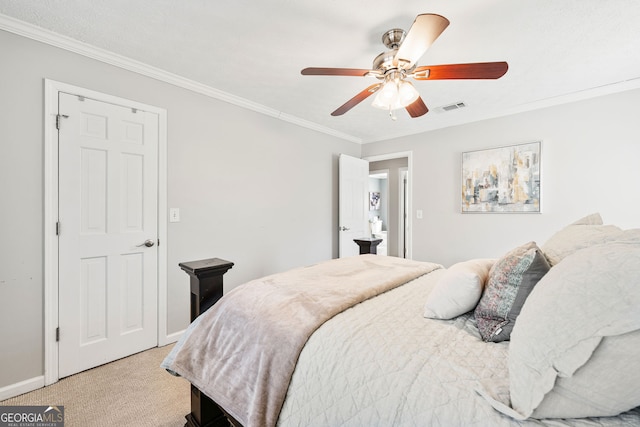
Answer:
[[507, 241, 640, 419], [474, 241, 550, 342]]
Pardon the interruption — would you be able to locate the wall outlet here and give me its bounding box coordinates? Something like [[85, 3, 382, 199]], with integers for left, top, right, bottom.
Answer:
[[169, 208, 180, 223], [416, 209, 423, 219]]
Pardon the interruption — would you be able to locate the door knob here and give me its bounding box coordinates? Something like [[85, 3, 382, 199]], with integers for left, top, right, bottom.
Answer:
[[339, 226, 350, 231], [137, 239, 155, 248]]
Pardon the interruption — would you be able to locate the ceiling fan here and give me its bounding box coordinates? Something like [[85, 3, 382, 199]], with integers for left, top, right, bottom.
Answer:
[[301, 14, 508, 119]]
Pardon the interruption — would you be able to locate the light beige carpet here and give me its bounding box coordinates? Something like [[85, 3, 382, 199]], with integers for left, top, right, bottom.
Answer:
[[0, 344, 189, 427]]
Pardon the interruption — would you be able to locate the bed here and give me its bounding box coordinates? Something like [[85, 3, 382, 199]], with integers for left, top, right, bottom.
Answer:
[[163, 214, 640, 426]]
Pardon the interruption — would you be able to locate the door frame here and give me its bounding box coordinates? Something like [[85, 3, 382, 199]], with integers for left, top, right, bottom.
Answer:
[[43, 79, 168, 385], [398, 167, 409, 258], [363, 151, 412, 259]]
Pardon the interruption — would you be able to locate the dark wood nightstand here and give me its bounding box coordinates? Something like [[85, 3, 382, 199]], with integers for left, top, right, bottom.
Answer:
[[353, 237, 383, 255]]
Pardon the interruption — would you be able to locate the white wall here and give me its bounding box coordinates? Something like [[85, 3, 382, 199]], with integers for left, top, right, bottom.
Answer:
[[0, 29, 360, 390], [3, 24, 640, 395], [362, 88, 640, 266]]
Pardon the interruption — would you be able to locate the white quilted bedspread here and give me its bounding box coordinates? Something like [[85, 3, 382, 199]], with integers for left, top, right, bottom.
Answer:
[[277, 269, 640, 427]]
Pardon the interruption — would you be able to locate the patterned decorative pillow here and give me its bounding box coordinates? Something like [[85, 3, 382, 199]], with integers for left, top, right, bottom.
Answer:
[[474, 242, 550, 342]]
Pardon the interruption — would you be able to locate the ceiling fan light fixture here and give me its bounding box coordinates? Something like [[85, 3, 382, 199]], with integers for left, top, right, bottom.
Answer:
[[371, 87, 396, 110], [372, 79, 397, 102], [372, 79, 419, 112], [398, 80, 419, 105]]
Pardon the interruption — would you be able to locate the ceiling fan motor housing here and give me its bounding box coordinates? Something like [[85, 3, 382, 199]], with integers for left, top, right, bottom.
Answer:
[[372, 50, 398, 73], [373, 28, 417, 75], [382, 28, 406, 49]]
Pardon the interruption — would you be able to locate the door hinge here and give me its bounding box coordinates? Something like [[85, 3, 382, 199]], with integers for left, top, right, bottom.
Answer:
[[56, 327, 60, 342], [56, 221, 61, 236], [157, 238, 160, 247], [55, 114, 69, 130]]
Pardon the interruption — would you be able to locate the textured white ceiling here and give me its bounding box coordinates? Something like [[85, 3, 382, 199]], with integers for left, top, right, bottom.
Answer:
[[2, 0, 640, 143]]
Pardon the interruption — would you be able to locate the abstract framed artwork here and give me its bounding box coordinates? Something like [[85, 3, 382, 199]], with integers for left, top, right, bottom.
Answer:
[[461, 141, 541, 213]]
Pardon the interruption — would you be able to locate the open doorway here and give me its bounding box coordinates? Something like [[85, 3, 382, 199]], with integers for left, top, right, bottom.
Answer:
[[368, 170, 389, 256], [366, 153, 411, 258]]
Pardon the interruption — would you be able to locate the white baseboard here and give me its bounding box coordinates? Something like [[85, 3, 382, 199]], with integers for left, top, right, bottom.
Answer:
[[0, 332, 184, 402], [0, 376, 45, 401]]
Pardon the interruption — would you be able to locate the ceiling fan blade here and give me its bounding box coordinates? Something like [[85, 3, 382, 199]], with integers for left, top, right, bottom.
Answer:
[[413, 62, 509, 80], [301, 67, 372, 77], [405, 96, 429, 118], [331, 84, 382, 116], [394, 14, 450, 68]]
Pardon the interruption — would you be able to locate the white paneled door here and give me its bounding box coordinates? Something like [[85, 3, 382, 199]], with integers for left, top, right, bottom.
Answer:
[[338, 154, 369, 257], [57, 93, 159, 378]]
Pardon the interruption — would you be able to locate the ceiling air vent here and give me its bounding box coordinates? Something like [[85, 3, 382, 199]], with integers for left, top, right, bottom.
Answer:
[[440, 102, 467, 112]]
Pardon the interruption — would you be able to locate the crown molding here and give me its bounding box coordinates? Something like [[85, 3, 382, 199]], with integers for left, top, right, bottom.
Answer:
[[0, 14, 362, 144], [6, 12, 638, 146]]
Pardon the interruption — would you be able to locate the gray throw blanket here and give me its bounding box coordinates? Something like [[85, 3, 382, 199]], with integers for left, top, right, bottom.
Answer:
[[163, 255, 441, 427]]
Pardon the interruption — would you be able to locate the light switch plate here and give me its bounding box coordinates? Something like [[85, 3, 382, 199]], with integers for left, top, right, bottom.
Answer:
[[416, 209, 423, 219], [169, 208, 180, 223]]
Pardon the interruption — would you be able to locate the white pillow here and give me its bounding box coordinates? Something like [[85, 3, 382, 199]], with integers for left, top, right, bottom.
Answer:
[[541, 213, 622, 266], [423, 259, 495, 320], [570, 212, 604, 225], [506, 241, 640, 419]]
